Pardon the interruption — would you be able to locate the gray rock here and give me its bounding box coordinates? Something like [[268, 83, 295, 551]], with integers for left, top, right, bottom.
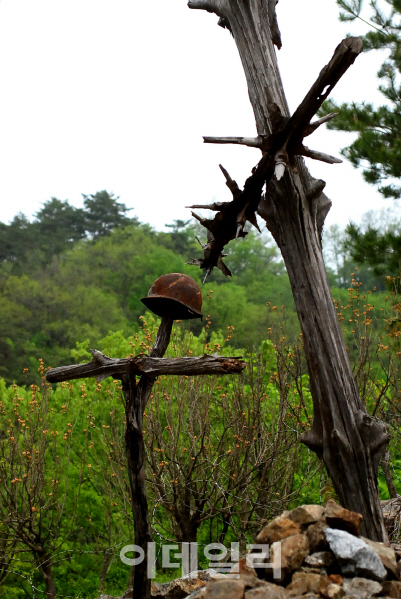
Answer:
[[360, 537, 399, 578], [325, 529, 386, 581], [342, 577, 383, 599]]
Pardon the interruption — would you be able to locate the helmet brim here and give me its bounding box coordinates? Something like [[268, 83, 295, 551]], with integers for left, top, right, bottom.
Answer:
[[141, 296, 203, 320]]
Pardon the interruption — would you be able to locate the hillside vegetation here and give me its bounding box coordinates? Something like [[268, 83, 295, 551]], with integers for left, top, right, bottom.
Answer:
[[0, 193, 400, 597]]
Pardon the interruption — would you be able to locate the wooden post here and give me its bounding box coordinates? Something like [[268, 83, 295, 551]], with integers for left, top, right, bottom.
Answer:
[[123, 315, 173, 599], [187, 0, 389, 541], [46, 318, 245, 599]]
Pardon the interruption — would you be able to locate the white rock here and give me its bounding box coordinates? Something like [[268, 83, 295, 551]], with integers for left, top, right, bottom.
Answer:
[[304, 551, 334, 568], [324, 529, 386, 581]]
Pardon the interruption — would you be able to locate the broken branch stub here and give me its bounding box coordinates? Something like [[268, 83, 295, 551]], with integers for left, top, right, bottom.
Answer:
[[187, 0, 217, 12], [187, 38, 362, 282], [203, 136, 264, 149]]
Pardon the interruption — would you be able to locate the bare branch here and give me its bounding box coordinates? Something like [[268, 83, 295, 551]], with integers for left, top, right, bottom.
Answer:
[[186, 201, 229, 211], [219, 164, 242, 198], [216, 255, 232, 276], [301, 146, 343, 164], [284, 37, 363, 146], [219, 164, 234, 185], [203, 266, 213, 284], [191, 211, 207, 224], [203, 136, 263, 149], [303, 112, 338, 137], [247, 211, 261, 233]]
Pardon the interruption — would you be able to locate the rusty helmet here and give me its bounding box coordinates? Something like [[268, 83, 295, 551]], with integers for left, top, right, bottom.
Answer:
[[141, 273, 203, 320]]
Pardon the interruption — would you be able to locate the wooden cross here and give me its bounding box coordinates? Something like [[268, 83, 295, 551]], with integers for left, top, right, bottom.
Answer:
[[46, 313, 245, 599]]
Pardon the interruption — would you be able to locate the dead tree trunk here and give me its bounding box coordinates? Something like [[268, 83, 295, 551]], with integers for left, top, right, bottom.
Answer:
[[188, 0, 389, 541]]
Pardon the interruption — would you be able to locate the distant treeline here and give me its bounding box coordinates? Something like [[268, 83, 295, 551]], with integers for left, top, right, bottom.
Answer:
[[0, 191, 138, 265]]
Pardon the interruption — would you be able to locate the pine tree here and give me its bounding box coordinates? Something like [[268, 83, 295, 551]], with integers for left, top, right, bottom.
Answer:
[[322, 0, 401, 199]]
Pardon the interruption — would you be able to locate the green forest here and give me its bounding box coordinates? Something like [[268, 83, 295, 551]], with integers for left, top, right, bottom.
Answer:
[[0, 189, 400, 597], [1, 190, 398, 388]]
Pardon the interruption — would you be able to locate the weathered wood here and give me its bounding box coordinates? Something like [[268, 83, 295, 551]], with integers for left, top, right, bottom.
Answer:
[[188, 0, 389, 541], [46, 352, 245, 383]]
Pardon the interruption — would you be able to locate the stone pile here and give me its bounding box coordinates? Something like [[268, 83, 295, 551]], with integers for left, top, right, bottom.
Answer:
[[183, 500, 401, 599], [102, 500, 401, 599]]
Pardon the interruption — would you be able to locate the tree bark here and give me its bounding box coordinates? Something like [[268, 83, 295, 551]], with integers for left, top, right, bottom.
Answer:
[[123, 315, 173, 599], [188, 0, 389, 541]]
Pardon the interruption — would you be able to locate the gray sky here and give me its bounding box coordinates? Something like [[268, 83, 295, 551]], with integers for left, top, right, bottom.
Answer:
[[0, 0, 392, 230]]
